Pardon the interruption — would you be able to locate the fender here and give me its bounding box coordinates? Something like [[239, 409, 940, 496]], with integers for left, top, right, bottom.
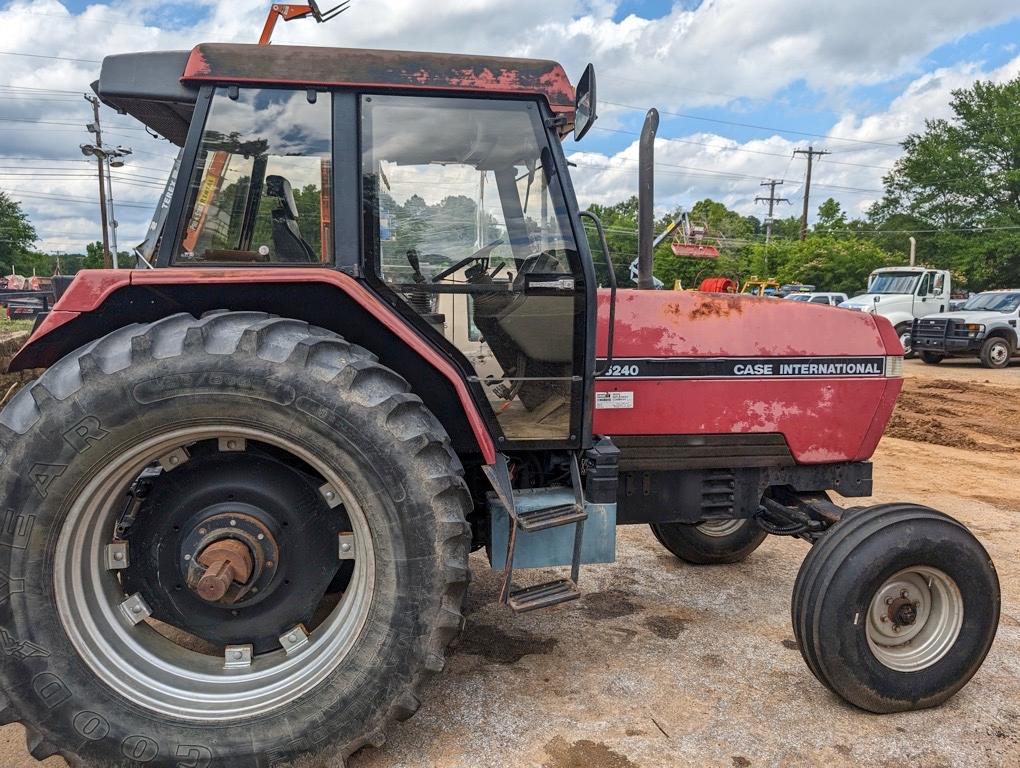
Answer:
[[10, 269, 496, 464], [876, 310, 917, 330], [985, 326, 1019, 350]]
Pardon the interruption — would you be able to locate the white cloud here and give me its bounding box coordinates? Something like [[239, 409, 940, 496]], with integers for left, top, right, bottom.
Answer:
[[569, 53, 1020, 224]]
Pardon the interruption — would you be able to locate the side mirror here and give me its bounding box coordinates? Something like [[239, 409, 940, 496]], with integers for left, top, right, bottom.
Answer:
[[574, 63, 597, 141]]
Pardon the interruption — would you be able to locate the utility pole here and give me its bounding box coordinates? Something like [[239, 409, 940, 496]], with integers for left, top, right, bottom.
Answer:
[[83, 94, 111, 268], [755, 179, 790, 244], [793, 146, 830, 240], [755, 178, 790, 275]]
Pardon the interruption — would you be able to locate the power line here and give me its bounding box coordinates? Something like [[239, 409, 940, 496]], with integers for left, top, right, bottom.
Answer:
[[3, 188, 153, 210], [571, 155, 885, 195], [0, 7, 158, 30], [601, 100, 903, 148], [0, 50, 101, 64], [592, 124, 895, 171]]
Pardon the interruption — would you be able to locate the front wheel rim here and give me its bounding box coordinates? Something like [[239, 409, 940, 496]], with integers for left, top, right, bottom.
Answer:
[[53, 424, 376, 721], [696, 519, 747, 538], [865, 566, 963, 672], [990, 342, 1009, 365]]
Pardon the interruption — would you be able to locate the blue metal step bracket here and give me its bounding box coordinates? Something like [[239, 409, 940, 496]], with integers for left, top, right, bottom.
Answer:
[[487, 488, 617, 570]]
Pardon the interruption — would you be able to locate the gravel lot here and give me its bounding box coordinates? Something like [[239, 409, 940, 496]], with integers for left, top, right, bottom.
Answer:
[[2, 358, 1018, 767]]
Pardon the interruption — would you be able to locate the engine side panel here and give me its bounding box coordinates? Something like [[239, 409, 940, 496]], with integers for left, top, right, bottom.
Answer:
[[594, 290, 902, 464]]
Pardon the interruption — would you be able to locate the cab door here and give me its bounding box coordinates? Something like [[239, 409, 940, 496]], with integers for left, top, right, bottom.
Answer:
[[915, 270, 947, 317], [359, 94, 592, 447]]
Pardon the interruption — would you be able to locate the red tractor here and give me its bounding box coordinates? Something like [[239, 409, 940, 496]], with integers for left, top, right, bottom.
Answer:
[[0, 25, 999, 768]]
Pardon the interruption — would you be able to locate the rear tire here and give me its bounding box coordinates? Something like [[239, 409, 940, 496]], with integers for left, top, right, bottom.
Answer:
[[0, 312, 471, 766], [920, 351, 945, 364], [792, 504, 999, 713], [650, 518, 767, 564], [979, 336, 1011, 369]]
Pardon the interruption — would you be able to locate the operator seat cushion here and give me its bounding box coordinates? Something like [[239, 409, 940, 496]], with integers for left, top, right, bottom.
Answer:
[[265, 175, 317, 263]]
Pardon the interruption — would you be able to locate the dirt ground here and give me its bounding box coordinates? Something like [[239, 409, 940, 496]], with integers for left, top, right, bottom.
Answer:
[[1, 357, 1018, 767]]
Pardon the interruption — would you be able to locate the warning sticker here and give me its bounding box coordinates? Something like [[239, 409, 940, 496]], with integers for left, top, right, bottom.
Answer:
[[596, 391, 634, 410]]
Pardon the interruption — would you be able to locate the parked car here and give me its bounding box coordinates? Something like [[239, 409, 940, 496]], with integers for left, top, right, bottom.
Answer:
[[784, 292, 849, 306], [911, 289, 1020, 368]]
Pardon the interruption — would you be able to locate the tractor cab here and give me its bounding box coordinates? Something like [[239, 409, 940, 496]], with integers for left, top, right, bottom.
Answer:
[[96, 43, 603, 447]]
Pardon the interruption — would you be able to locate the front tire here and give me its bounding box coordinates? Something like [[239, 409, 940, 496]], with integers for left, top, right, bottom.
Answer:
[[650, 518, 767, 564], [792, 504, 999, 712], [0, 312, 471, 766], [895, 323, 915, 359], [920, 351, 945, 365], [979, 336, 1012, 369]]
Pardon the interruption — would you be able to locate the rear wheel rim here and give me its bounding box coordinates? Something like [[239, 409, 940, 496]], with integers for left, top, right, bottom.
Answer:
[[865, 566, 963, 672], [695, 519, 747, 538], [53, 425, 375, 721]]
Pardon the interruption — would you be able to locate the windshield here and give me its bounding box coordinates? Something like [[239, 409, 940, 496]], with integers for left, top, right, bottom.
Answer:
[[868, 272, 921, 294], [785, 294, 810, 301], [962, 292, 1020, 312]]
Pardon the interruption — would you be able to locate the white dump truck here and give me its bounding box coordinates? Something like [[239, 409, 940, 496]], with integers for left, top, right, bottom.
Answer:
[[839, 266, 952, 355]]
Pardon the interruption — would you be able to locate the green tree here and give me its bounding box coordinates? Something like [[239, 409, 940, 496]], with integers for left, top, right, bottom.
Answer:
[[0, 191, 37, 274], [82, 242, 106, 270], [814, 198, 848, 231], [869, 74, 1020, 290], [745, 236, 898, 295]]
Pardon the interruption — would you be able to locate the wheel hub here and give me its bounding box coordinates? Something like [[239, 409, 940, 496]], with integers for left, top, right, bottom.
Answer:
[[865, 566, 964, 672], [888, 595, 917, 628], [181, 512, 278, 605], [121, 447, 351, 652]]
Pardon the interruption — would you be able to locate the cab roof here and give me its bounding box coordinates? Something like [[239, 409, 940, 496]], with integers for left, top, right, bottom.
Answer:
[[96, 43, 575, 147]]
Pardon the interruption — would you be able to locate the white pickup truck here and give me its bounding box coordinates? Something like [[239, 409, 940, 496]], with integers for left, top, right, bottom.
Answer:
[[839, 267, 952, 355]]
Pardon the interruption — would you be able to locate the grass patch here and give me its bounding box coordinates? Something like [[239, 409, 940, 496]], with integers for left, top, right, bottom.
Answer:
[[0, 319, 34, 334]]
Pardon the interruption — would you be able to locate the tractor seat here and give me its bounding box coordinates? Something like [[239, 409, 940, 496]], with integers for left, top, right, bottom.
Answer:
[[265, 175, 317, 263]]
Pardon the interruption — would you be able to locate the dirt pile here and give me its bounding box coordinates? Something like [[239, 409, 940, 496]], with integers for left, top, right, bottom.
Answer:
[[887, 377, 1020, 452]]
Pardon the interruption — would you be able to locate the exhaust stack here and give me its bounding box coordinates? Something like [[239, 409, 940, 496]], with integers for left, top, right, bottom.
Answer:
[[637, 108, 659, 289]]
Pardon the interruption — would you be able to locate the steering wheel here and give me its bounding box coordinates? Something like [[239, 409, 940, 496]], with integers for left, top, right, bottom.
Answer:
[[430, 240, 504, 283]]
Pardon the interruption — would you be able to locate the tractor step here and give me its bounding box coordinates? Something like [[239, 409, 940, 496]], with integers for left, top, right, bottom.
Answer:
[[515, 502, 587, 532], [507, 579, 580, 613]]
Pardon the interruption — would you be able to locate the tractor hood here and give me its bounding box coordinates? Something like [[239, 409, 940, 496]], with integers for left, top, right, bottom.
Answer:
[[840, 293, 912, 312], [592, 289, 903, 465], [599, 289, 899, 358]]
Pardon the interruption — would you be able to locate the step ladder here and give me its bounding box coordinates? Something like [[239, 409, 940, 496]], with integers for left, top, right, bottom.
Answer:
[[484, 454, 587, 613]]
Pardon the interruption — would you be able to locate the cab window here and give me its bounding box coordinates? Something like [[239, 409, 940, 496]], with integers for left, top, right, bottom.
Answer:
[[173, 88, 332, 265], [917, 273, 933, 295]]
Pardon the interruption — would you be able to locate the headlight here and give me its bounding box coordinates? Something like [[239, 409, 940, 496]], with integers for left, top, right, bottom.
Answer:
[[963, 323, 985, 335]]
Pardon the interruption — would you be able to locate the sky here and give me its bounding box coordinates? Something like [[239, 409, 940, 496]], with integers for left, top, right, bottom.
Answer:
[[1, 0, 1020, 254]]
